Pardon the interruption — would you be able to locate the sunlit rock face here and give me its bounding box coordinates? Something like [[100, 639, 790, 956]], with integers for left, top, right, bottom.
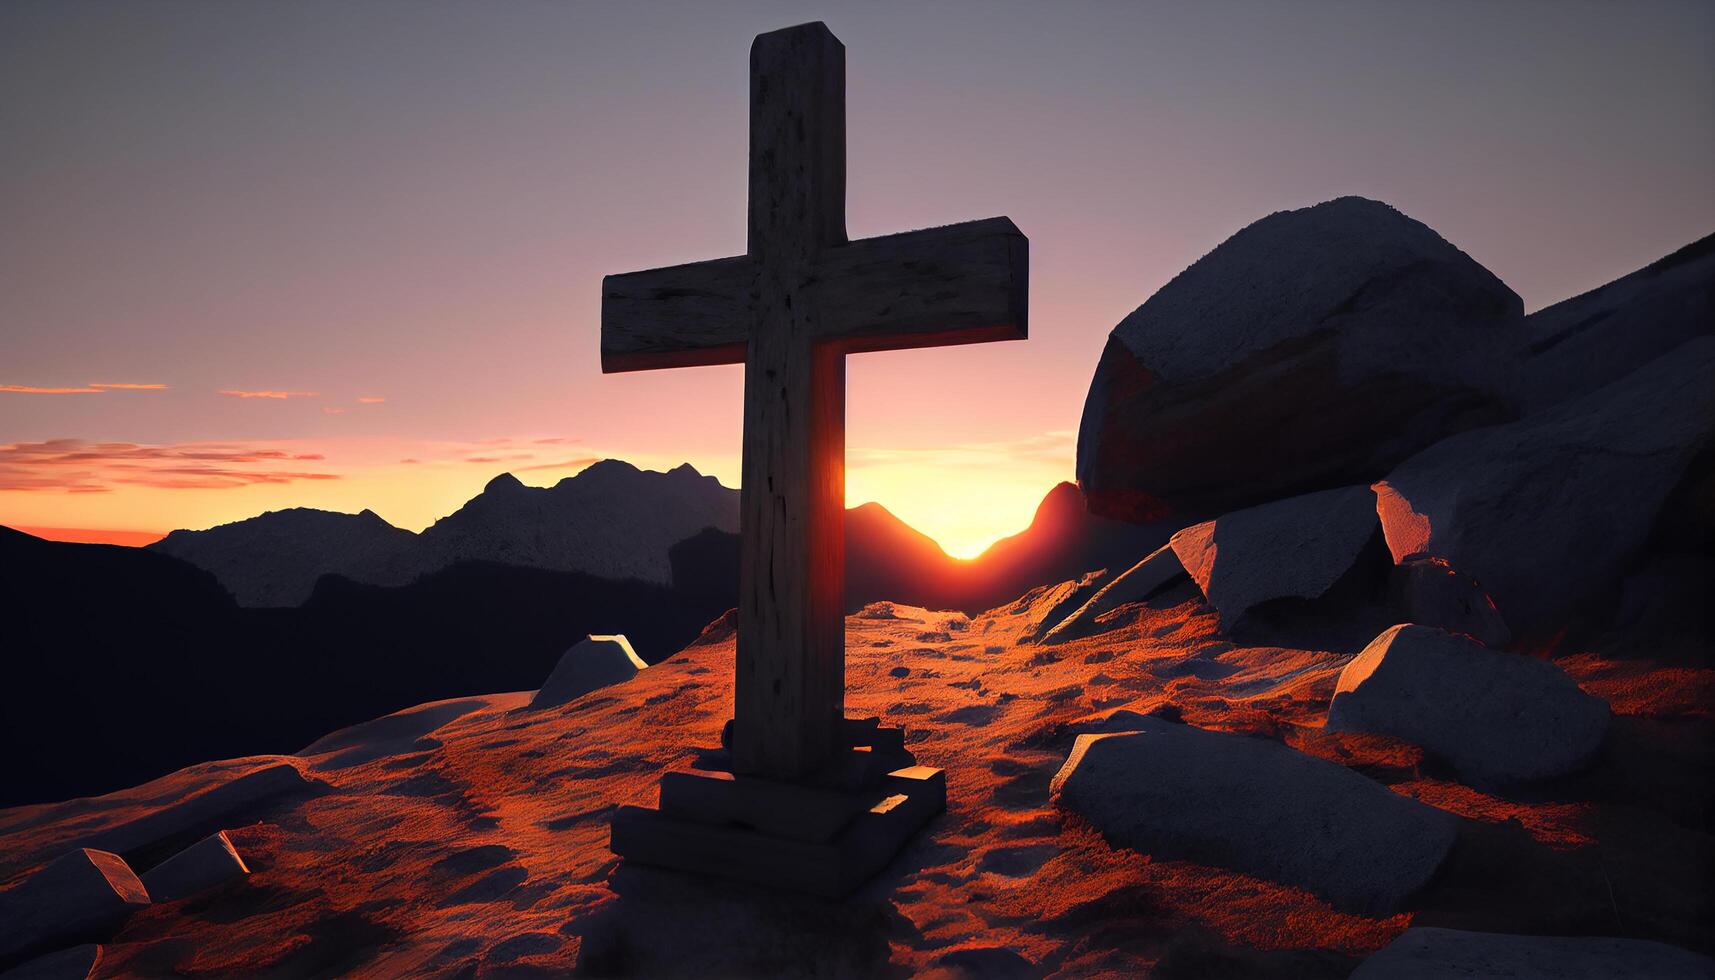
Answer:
[[1374, 336, 1715, 638], [1329, 624, 1609, 786], [1076, 196, 1522, 522]]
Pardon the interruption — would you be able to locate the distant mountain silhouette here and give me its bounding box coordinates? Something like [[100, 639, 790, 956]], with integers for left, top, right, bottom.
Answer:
[[414, 460, 737, 584], [148, 462, 1168, 616], [0, 525, 735, 808], [150, 460, 739, 606], [152, 507, 419, 606]]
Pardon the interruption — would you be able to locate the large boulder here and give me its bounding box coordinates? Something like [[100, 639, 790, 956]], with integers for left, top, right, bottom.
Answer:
[[1168, 485, 1379, 630], [1328, 624, 1609, 785], [1374, 336, 1715, 637], [530, 635, 647, 710], [1049, 715, 1457, 914], [1517, 233, 1715, 412], [1077, 196, 1521, 522], [0, 850, 149, 966], [1351, 927, 1715, 979]]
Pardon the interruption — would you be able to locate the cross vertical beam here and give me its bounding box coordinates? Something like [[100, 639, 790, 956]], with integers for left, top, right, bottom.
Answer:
[[735, 25, 848, 778]]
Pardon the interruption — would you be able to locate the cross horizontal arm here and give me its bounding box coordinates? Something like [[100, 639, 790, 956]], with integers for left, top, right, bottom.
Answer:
[[813, 216, 1028, 353], [601, 255, 758, 373]]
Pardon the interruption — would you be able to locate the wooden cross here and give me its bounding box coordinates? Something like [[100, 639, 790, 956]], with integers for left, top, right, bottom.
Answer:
[[601, 21, 1028, 781]]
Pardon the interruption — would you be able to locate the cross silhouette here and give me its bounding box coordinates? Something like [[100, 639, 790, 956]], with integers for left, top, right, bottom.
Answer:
[[602, 21, 1028, 781]]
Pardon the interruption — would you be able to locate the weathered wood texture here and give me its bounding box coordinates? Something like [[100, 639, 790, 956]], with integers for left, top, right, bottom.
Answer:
[[599, 21, 1029, 780], [600, 220, 1028, 371]]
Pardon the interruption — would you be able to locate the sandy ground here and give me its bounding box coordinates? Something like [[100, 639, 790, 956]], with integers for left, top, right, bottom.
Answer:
[[2, 584, 1710, 978]]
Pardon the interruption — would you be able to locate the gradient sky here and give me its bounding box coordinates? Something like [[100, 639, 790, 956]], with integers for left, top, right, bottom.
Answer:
[[3, 1, 1712, 557]]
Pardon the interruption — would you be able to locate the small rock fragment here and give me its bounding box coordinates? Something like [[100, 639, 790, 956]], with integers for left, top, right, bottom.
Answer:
[[140, 831, 250, 902], [1169, 485, 1380, 629], [1041, 545, 1186, 644], [0, 850, 149, 966], [1388, 556, 1510, 647], [0, 944, 103, 980], [531, 634, 647, 709]]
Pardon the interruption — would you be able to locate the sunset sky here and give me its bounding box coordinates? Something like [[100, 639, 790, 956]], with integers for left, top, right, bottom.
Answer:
[[3, 1, 1712, 558]]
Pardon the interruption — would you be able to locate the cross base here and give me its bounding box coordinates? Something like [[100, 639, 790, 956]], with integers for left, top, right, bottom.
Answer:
[[608, 721, 945, 897]]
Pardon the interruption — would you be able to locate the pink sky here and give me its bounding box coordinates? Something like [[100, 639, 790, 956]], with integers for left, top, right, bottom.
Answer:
[[2, 2, 1712, 556]]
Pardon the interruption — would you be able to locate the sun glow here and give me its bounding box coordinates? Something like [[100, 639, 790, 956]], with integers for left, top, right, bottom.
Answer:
[[2, 433, 1073, 560], [845, 439, 1072, 559]]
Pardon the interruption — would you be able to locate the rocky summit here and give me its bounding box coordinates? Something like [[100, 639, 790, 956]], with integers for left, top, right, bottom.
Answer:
[[3, 199, 1710, 978]]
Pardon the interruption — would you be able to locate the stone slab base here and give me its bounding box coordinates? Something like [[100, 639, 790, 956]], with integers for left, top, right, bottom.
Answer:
[[610, 764, 945, 897]]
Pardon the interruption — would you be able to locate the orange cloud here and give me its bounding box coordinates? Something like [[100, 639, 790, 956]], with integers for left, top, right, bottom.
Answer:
[[323, 406, 347, 415], [0, 439, 342, 493], [357, 396, 386, 404], [89, 383, 169, 390], [1, 385, 103, 394], [219, 389, 318, 399], [465, 453, 535, 464]]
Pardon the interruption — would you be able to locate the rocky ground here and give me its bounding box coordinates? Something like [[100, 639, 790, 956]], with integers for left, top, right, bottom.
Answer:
[[2, 584, 1709, 978]]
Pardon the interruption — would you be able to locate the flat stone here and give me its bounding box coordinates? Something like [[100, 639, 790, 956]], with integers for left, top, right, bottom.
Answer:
[[530, 634, 647, 709], [1351, 927, 1715, 979], [1041, 545, 1186, 644], [1169, 485, 1380, 629], [1050, 715, 1456, 914], [0, 850, 149, 966], [1328, 624, 1609, 785], [1016, 570, 1113, 645], [611, 766, 946, 897], [140, 831, 250, 902], [0, 944, 103, 980], [75, 762, 312, 861], [658, 771, 869, 843], [1375, 336, 1715, 636]]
